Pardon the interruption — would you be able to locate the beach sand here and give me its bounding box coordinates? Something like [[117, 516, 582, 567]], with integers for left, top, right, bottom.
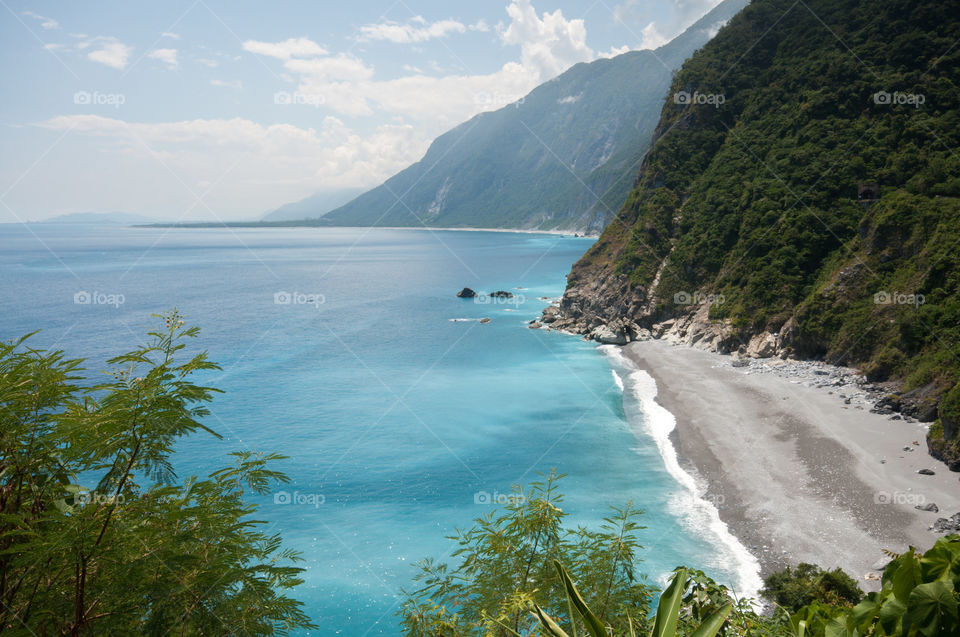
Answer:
[[623, 339, 959, 587]]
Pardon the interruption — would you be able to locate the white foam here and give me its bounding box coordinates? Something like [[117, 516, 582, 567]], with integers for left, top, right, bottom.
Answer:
[[611, 369, 625, 391], [600, 345, 764, 601]]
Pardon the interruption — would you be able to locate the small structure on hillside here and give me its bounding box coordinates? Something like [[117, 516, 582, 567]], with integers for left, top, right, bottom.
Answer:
[[858, 182, 880, 203]]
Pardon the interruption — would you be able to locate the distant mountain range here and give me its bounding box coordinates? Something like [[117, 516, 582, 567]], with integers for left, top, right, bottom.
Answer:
[[41, 212, 160, 225], [280, 0, 747, 234], [260, 188, 367, 222]]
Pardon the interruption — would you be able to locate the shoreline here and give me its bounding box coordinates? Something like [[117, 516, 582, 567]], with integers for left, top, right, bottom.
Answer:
[[115, 222, 600, 239], [618, 339, 959, 590]]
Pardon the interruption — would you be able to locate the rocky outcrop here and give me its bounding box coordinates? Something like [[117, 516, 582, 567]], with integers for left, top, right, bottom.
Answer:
[[456, 287, 477, 298], [490, 291, 514, 298]]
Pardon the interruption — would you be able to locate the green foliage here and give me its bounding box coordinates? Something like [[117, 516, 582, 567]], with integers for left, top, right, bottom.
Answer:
[[0, 311, 314, 636], [398, 473, 654, 636], [794, 536, 960, 637], [761, 563, 863, 613], [569, 0, 960, 406]]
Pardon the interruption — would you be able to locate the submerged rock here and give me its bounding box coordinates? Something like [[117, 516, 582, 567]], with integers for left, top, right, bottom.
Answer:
[[479, 317, 491, 324], [456, 287, 477, 298]]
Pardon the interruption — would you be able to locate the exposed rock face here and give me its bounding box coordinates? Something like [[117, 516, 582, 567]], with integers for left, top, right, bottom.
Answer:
[[456, 287, 477, 298]]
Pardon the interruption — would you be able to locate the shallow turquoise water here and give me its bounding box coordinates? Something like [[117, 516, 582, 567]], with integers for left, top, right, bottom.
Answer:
[[0, 225, 750, 634]]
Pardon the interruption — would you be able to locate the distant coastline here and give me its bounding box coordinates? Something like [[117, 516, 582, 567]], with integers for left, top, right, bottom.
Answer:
[[137, 221, 600, 239]]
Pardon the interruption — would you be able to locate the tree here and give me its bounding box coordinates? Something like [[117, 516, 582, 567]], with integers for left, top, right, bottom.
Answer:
[[761, 563, 862, 613], [0, 311, 314, 636], [398, 472, 654, 636]]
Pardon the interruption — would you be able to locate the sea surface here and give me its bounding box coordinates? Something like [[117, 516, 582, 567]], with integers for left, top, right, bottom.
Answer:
[[0, 224, 759, 634]]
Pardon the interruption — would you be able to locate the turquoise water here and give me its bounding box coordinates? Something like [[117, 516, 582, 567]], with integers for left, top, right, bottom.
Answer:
[[0, 225, 754, 634]]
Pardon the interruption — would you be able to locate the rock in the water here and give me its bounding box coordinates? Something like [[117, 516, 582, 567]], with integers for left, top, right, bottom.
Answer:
[[916, 502, 939, 512], [456, 287, 477, 298], [479, 317, 491, 324], [917, 468, 936, 475], [541, 306, 561, 324], [490, 290, 514, 298], [528, 321, 542, 329]]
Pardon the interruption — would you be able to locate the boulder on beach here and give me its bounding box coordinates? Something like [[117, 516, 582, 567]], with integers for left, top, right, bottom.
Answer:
[[456, 287, 477, 298], [917, 468, 936, 475], [590, 324, 627, 345]]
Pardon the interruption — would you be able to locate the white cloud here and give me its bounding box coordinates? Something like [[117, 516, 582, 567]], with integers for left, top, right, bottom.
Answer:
[[30, 115, 430, 219], [501, 0, 594, 80], [242, 37, 327, 60], [558, 93, 582, 104], [704, 18, 728, 38], [161, 31, 180, 40], [599, 44, 632, 58], [88, 41, 133, 69], [148, 48, 178, 69], [638, 22, 669, 49], [22, 10, 59, 29], [358, 17, 467, 43], [211, 79, 242, 90], [470, 19, 490, 32]]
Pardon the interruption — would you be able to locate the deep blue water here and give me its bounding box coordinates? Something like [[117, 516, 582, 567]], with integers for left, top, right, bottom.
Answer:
[[0, 224, 753, 635]]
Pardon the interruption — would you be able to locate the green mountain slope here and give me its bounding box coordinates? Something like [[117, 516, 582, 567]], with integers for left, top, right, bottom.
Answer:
[[555, 0, 960, 462], [321, 0, 747, 234]]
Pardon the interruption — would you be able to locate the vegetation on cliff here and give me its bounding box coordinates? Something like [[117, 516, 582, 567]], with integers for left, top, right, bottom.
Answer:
[[565, 0, 960, 452]]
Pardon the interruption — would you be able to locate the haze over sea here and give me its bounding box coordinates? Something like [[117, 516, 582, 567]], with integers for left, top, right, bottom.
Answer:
[[1, 224, 757, 634]]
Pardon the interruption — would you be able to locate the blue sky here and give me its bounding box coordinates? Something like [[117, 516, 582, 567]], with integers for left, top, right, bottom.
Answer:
[[0, 0, 724, 222]]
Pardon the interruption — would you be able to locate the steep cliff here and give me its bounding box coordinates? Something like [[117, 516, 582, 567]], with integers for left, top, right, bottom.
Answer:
[[554, 0, 960, 459]]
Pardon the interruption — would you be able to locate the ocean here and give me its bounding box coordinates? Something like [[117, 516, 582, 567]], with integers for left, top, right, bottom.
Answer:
[[0, 224, 760, 634]]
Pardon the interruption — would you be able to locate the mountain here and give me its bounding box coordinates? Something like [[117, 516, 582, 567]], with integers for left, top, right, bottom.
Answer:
[[42, 212, 159, 224], [321, 0, 748, 234], [260, 187, 367, 222], [551, 0, 960, 463]]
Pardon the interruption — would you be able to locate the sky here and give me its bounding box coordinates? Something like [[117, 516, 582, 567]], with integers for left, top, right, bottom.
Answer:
[[0, 0, 724, 222]]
